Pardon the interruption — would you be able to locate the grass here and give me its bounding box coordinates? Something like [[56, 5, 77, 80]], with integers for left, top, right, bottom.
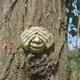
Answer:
[[69, 49, 80, 77]]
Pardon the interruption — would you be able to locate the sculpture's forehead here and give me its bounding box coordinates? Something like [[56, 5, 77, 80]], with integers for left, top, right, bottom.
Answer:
[[28, 27, 47, 32], [21, 27, 48, 37], [27, 27, 48, 36]]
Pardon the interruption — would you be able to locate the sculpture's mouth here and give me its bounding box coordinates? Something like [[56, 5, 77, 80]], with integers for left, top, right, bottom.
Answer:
[[30, 42, 44, 47], [29, 42, 45, 53]]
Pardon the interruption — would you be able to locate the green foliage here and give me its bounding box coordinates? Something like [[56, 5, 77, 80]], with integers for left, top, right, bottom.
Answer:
[[69, 49, 80, 77], [70, 59, 80, 77], [69, 49, 80, 57]]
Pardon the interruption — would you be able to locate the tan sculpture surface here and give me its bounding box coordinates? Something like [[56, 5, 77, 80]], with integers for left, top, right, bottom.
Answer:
[[21, 26, 54, 53]]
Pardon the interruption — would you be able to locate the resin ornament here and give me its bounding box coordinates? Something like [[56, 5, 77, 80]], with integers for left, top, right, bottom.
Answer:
[[21, 26, 54, 53]]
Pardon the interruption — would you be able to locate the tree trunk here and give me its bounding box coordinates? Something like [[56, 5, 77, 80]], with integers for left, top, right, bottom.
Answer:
[[0, 0, 70, 80]]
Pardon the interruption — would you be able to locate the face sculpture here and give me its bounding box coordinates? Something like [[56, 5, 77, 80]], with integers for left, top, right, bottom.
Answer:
[[21, 26, 54, 53]]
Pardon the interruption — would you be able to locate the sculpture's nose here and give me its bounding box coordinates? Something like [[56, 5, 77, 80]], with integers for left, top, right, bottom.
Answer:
[[34, 33, 40, 42], [31, 33, 42, 44]]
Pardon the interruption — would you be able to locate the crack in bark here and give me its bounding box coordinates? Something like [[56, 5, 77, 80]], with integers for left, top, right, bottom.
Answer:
[[21, 0, 29, 31], [52, 41, 66, 75], [0, 47, 20, 80], [58, 41, 66, 59], [25, 0, 28, 14], [0, 54, 15, 80], [4, 0, 18, 22]]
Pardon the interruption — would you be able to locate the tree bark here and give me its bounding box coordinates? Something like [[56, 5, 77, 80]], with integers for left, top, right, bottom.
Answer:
[[0, 0, 70, 80]]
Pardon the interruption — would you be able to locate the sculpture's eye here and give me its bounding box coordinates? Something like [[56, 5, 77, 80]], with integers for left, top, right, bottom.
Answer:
[[21, 26, 54, 53]]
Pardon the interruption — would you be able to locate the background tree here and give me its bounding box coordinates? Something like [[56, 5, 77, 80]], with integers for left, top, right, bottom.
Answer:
[[0, 0, 69, 80], [69, 1, 80, 80]]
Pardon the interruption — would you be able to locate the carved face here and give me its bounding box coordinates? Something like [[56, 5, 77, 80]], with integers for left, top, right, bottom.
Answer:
[[21, 26, 54, 53], [29, 33, 45, 53]]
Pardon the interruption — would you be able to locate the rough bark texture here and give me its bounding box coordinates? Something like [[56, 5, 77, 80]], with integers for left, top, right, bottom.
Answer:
[[0, 0, 70, 80]]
